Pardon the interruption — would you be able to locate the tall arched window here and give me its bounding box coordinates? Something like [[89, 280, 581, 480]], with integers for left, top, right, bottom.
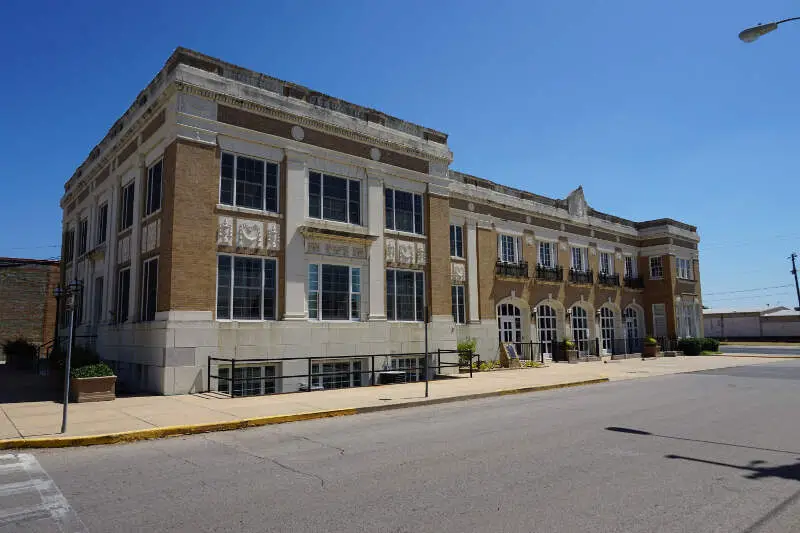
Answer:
[[537, 305, 557, 359], [600, 307, 615, 354], [571, 306, 589, 354]]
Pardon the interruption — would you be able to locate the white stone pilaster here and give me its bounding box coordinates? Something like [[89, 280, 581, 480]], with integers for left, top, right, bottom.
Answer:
[[367, 174, 386, 321], [105, 183, 119, 323], [127, 158, 146, 322], [466, 220, 480, 323], [283, 150, 309, 320]]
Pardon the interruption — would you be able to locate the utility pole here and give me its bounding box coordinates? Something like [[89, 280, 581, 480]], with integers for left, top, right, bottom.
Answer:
[[791, 253, 800, 311]]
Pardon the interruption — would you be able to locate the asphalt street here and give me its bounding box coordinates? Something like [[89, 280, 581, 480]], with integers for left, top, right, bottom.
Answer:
[[721, 345, 800, 356], [5, 360, 800, 532]]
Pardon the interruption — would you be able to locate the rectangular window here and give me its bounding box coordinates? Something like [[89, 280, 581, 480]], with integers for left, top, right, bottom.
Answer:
[[307, 264, 361, 320], [218, 364, 276, 396], [385, 188, 424, 234], [649, 256, 664, 279], [538, 241, 555, 268], [451, 285, 465, 324], [220, 153, 279, 212], [119, 181, 135, 231], [309, 171, 360, 224], [624, 256, 637, 278], [144, 159, 163, 216], [652, 303, 667, 337], [312, 360, 362, 390], [63, 229, 75, 263], [93, 276, 104, 325], [115, 267, 131, 323], [96, 204, 108, 245], [77, 218, 88, 256], [450, 225, 464, 258], [571, 247, 588, 272], [676, 258, 692, 280], [386, 269, 425, 321], [599, 252, 612, 275], [499, 235, 522, 264], [74, 281, 84, 326], [216, 255, 277, 320], [392, 357, 424, 382], [140, 257, 158, 322]]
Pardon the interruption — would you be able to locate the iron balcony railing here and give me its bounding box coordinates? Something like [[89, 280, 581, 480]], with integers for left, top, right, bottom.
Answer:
[[495, 260, 529, 278], [624, 276, 645, 289], [568, 268, 593, 284], [535, 264, 563, 282], [598, 272, 620, 287]]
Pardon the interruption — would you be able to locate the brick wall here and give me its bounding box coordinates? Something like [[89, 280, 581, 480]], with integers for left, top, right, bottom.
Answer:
[[427, 194, 451, 317], [0, 260, 60, 345]]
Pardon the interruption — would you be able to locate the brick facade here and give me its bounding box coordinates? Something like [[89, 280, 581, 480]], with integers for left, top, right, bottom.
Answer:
[[0, 258, 60, 345]]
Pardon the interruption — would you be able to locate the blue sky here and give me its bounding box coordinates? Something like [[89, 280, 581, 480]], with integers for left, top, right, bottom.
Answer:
[[1, 0, 798, 309]]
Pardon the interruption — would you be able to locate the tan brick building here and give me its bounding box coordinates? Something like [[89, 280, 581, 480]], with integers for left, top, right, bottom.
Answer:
[[59, 48, 702, 394], [0, 258, 60, 348]]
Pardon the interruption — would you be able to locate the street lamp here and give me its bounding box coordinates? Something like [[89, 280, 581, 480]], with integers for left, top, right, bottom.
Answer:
[[61, 279, 84, 434], [739, 17, 800, 43], [52, 286, 63, 351]]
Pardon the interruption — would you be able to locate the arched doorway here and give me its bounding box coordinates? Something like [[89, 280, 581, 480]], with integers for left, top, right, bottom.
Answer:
[[624, 306, 644, 353], [537, 305, 558, 361], [600, 307, 615, 355], [570, 306, 590, 355], [497, 303, 522, 354]]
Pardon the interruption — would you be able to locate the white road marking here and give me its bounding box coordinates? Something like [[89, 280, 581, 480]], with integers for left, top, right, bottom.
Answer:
[[0, 452, 88, 532]]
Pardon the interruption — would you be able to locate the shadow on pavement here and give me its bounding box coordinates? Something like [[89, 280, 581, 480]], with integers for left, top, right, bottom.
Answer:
[[605, 426, 800, 456], [0, 364, 59, 403]]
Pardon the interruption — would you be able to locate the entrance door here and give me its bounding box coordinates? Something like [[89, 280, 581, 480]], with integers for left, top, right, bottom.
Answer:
[[624, 307, 641, 353], [497, 303, 522, 355], [537, 305, 557, 361], [600, 307, 615, 355]]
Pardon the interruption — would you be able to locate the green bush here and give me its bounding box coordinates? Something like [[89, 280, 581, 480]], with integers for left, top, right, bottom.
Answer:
[[473, 360, 501, 371], [644, 337, 658, 346], [71, 362, 115, 379], [677, 338, 703, 356], [457, 338, 477, 365], [522, 361, 543, 368], [49, 345, 100, 372], [701, 338, 720, 352], [562, 340, 575, 350]]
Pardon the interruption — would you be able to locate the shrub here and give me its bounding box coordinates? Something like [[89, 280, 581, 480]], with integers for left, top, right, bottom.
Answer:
[[475, 360, 500, 371], [71, 362, 114, 379], [701, 338, 720, 352], [677, 338, 703, 356], [562, 340, 575, 350], [644, 337, 658, 346], [522, 361, 543, 368], [457, 338, 477, 365], [49, 345, 100, 372]]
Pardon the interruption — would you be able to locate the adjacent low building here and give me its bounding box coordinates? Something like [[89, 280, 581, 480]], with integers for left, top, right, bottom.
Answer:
[[58, 48, 703, 394], [0, 257, 60, 350], [704, 307, 800, 340]]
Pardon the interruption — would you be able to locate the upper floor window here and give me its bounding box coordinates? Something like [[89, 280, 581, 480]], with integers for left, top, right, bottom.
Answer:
[[450, 225, 463, 258], [452, 285, 466, 324], [119, 181, 135, 231], [649, 256, 664, 279], [676, 258, 692, 280], [77, 218, 88, 257], [309, 171, 360, 224], [538, 241, 556, 268], [571, 246, 588, 272], [385, 188, 423, 234], [63, 229, 75, 263], [624, 255, 637, 278], [220, 153, 279, 212], [140, 257, 158, 322], [216, 255, 277, 320], [96, 203, 108, 245], [144, 159, 163, 217], [308, 264, 361, 321], [499, 235, 522, 264], [599, 252, 613, 275], [115, 267, 131, 324]]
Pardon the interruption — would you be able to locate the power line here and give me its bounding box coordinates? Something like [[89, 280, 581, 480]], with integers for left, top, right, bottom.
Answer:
[[7, 245, 60, 250], [705, 291, 793, 303], [704, 284, 793, 296]]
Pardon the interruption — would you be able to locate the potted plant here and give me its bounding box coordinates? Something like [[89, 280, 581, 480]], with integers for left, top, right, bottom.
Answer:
[[562, 340, 578, 363], [643, 337, 659, 358], [70, 362, 117, 402]]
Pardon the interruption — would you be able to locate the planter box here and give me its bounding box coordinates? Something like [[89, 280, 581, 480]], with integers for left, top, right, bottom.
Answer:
[[70, 376, 116, 403], [642, 345, 659, 358], [566, 349, 579, 364]]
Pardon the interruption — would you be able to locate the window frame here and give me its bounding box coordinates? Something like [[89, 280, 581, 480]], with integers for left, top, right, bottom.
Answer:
[[386, 268, 426, 322], [624, 255, 637, 278], [140, 256, 159, 322], [449, 224, 464, 258], [63, 228, 75, 264], [215, 254, 279, 321], [451, 285, 466, 324], [309, 171, 361, 225], [115, 267, 131, 324], [119, 180, 135, 232], [676, 258, 692, 280], [218, 363, 277, 396], [599, 251, 613, 275], [537, 241, 555, 268], [307, 263, 362, 321], [219, 151, 280, 214], [96, 203, 108, 245], [311, 359, 363, 390], [77, 218, 88, 257], [498, 234, 522, 264], [385, 187, 424, 235], [649, 256, 664, 280], [570, 246, 588, 272], [144, 159, 163, 217], [93, 276, 104, 325]]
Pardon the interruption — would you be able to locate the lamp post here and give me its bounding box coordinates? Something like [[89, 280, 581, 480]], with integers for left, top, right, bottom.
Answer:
[[52, 286, 63, 352], [61, 279, 83, 434], [739, 17, 800, 43]]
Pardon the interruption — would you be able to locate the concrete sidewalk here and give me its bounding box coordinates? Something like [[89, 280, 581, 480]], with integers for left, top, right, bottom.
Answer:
[[0, 355, 789, 447]]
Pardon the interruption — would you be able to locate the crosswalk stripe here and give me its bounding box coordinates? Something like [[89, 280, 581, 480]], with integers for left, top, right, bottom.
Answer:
[[0, 478, 52, 497], [0, 503, 52, 527]]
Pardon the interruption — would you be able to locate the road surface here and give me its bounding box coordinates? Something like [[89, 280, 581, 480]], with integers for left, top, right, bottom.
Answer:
[[722, 344, 800, 356], [3, 360, 800, 532]]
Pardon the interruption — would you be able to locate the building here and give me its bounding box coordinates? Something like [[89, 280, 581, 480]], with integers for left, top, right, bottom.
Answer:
[[704, 306, 800, 340], [0, 258, 60, 348], [58, 48, 702, 395]]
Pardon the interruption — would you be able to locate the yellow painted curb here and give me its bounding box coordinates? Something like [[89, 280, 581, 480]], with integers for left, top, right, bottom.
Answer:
[[0, 378, 609, 450]]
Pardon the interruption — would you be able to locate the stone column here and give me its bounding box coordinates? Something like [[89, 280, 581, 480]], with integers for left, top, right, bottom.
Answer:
[[367, 174, 386, 321], [127, 156, 146, 321], [105, 183, 119, 322], [466, 220, 479, 323], [283, 149, 309, 320]]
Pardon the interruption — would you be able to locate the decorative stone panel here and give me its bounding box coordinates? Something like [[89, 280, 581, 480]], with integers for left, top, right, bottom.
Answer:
[[385, 239, 396, 263], [118, 236, 131, 264], [266, 221, 280, 250], [141, 219, 161, 253], [451, 263, 466, 284], [415, 242, 426, 265], [217, 216, 233, 246], [236, 219, 263, 249], [397, 241, 414, 265]]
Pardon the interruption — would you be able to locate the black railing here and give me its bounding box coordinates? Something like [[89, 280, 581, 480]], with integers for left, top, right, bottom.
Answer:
[[624, 276, 645, 289], [495, 261, 529, 278], [535, 265, 563, 282], [568, 269, 594, 284], [208, 349, 478, 397], [598, 273, 620, 287]]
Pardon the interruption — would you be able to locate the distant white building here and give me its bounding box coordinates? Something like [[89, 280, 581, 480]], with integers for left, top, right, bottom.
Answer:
[[703, 307, 800, 339]]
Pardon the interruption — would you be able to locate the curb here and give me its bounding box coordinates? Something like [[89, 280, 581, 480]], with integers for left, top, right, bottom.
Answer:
[[721, 354, 800, 359], [0, 378, 609, 450]]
